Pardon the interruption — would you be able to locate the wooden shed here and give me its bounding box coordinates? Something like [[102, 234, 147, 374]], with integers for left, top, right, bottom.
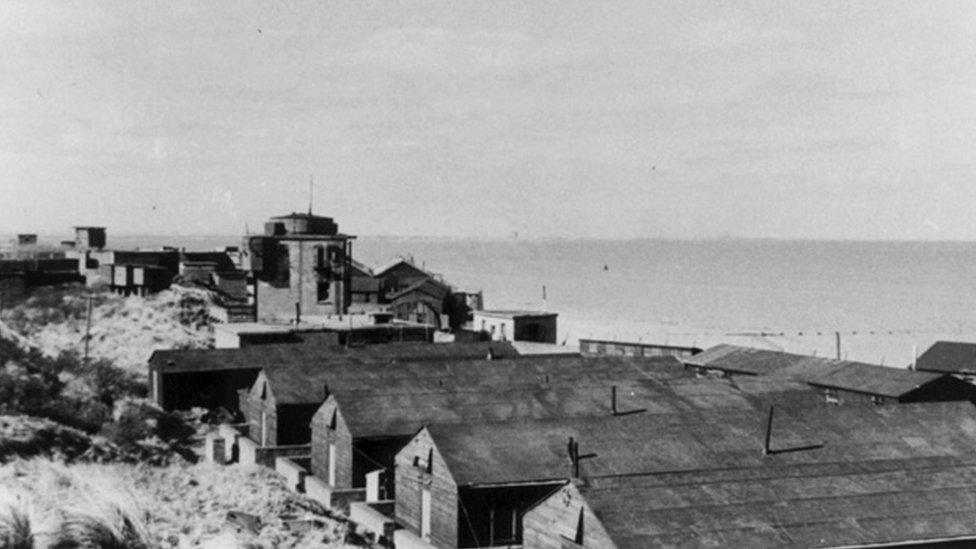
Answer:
[[685, 344, 976, 405], [395, 401, 976, 548], [148, 340, 519, 412]]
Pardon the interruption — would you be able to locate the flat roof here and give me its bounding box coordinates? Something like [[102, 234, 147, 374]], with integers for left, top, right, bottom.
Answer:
[[474, 309, 557, 319]]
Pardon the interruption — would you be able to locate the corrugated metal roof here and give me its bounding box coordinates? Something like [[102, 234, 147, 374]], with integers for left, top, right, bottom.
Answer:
[[422, 401, 976, 486], [916, 341, 976, 374], [148, 341, 520, 374], [687, 344, 947, 398], [578, 456, 976, 548]]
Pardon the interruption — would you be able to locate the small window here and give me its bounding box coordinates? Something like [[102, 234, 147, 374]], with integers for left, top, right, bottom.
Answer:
[[317, 281, 330, 301], [872, 395, 884, 405], [824, 388, 839, 405]]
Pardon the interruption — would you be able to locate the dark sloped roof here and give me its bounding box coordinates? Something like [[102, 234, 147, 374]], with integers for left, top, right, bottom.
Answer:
[[422, 401, 976, 486], [332, 375, 819, 438], [148, 341, 519, 373], [686, 344, 842, 376], [388, 277, 450, 301], [806, 362, 942, 397], [688, 344, 948, 398], [267, 355, 690, 405], [577, 456, 976, 548], [373, 259, 428, 279], [916, 341, 976, 374]]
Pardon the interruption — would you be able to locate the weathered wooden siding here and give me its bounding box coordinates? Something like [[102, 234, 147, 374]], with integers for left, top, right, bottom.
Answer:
[[522, 483, 616, 549], [242, 373, 278, 445], [396, 429, 458, 549], [310, 399, 354, 489]]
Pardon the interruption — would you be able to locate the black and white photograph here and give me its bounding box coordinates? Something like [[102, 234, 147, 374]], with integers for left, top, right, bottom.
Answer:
[[3, 1, 976, 547]]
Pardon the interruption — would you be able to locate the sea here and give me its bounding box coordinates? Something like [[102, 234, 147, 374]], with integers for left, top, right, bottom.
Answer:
[[25, 234, 976, 367]]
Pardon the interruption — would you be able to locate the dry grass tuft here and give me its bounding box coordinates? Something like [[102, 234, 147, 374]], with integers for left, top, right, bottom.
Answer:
[[0, 502, 36, 549], [0, 460, 355, 548]]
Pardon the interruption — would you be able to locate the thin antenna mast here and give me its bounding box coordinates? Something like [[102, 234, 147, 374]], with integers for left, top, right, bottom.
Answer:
[[308, 174, 314, 215]]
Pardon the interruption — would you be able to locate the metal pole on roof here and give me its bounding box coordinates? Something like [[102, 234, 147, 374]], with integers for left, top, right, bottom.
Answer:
[[911, 344, 917, 370], [835, 331, 841, 360], [763, 405, 774, 456]]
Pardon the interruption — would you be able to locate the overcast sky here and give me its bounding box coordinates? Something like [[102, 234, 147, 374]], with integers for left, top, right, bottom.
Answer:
[[2, 1, 975, 239]]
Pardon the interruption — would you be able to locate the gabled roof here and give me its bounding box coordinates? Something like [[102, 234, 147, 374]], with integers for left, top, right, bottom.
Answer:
[[687, 344, 950, 398], [421, 401, 976, 486], [916, 341, 976, 374], [148, 341, 519, 374], [373, 259, 429, 279], [388, 277, 451, 301], [349, 259, 375, 277], [576, 456, 976, 548], [331, 374, 820, 438]]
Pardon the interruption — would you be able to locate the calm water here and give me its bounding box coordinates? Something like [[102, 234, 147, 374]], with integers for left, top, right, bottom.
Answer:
[[23, 234, 976, 365]]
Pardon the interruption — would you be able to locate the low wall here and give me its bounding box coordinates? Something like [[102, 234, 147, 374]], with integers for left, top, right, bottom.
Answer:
[[237, 439, 311, 468], [275, 456, 309, 492], [204, 433, 225, 465], [305, 475, 365, 514], [349, 501, 396, 543], [219, 423, 248, 463], [394, 528, 438, 549]]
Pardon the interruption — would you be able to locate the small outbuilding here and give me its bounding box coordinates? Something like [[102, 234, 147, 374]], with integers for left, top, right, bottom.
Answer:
[[472, 310, 558, 343]]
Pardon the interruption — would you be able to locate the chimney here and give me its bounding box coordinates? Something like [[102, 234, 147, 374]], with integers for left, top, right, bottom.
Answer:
[[486, 347, 495, 361]]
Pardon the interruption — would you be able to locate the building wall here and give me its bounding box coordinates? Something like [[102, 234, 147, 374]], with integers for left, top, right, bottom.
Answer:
[[311, 400, 355, 489], [476, 315, 514, 342], [396, 429, 459, 549], [243, 374, 278, 446], [513, 316, 557, 344], [579, 339, 701, 359], [522, 483, 616, 549], [474, 314, 558, 343], [255, 238, 351, 321], [157, 369, 259, 412], [0, 272, 27, 304]]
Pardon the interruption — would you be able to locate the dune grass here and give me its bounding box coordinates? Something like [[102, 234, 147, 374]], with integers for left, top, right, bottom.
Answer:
[[0, 459, 353, 549]]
